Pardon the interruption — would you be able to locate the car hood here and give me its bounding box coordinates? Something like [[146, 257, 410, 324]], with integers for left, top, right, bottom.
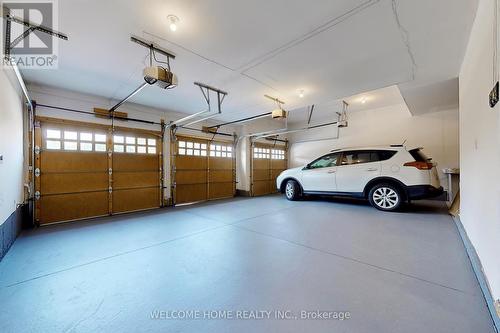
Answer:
[[281, 166, 304, 175]]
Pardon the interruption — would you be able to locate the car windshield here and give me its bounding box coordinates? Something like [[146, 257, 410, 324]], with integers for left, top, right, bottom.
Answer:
[[308, 153, 339, 169]]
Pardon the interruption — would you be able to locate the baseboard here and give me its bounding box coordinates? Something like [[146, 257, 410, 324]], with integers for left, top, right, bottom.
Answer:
[[453, 216, 500, 332], [236, 190, 251, 197], [0, 203, 29, 261]]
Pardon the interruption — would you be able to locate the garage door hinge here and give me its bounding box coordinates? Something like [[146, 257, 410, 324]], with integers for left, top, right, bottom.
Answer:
[[34, 146, 40, 155], [108, 168, 112, 175], [108, 186, 113, 193], [34, 168, 40, 177], [34, 191, 40, 200]]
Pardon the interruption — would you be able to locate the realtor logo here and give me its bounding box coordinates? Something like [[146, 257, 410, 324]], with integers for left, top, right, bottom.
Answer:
[[1, 0, 64, 69]]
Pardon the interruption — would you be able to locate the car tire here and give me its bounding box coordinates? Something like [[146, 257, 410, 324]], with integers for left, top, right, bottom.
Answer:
[[368, 183, 403, 212], [284, 180, 301, 201]]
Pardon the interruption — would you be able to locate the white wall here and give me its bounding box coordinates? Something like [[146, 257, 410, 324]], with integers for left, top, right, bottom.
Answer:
[[459, 0, 500, 301], [0, 68, 25, 225], [288, 104, 459, 190]]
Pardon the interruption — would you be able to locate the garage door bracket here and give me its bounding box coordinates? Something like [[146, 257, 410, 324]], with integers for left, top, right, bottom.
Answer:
[[170, 82, 228, 129]]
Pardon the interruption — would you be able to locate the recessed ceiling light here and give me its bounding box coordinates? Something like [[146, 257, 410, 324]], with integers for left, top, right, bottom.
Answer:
[[298, 90, 305, 98], [361, 97, 367, 104], [167, 15, 179, 32]]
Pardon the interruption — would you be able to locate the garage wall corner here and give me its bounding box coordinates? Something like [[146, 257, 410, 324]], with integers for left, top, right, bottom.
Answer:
[[0, 67, 25, 260], [459, 0, 500, 302]]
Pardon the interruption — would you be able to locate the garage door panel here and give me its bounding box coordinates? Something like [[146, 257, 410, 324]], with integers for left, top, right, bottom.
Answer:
[[41, 152, 107, 172], [253, 159, 269, 169], [268, 180, 278, 193], [175, 156, 207, 169], [271, 170, 285, 179], [36, 118, 163, 225], [251, 143, 287, 196], [253, 169, 271, 181], [176, 184, 207, 204], [209, 183, 234, 199], [41, 172, 108, 194], [113, 171, 158, 189], [176, 170, 207, 185], [113, 188, 160, 213], [113, 154, 158, 171], [209, 170, 233, 182], [39, 192, 109, 224], [271, 160, 287, 170], [173, 136, 235, 204], [209, 158, 232, 169], [253, 181, 271, 196]]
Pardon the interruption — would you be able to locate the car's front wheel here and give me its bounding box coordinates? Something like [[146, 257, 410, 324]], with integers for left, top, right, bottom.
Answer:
[[368, 183, 403, 211], [284, 180, 301, 201]]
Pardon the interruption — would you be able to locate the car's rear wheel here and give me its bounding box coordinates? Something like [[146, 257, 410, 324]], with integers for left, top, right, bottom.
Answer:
[[368, 183, 402, 211], [284, 180, 301, 201]]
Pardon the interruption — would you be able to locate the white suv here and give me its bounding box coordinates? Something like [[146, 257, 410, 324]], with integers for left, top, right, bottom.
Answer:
[[277, 146, 443, 211]]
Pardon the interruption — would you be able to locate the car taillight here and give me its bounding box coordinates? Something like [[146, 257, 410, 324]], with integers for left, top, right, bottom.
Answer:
[[404, 161, 433, 170]]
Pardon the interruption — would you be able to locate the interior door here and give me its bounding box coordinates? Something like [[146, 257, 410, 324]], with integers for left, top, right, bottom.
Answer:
[[301, 153, 339, 192], [335, 150, 381, 193]]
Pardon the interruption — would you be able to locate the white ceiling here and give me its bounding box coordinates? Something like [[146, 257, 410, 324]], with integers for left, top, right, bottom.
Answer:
[[20, 0, 478, 121], [287, 85, 406, 125]]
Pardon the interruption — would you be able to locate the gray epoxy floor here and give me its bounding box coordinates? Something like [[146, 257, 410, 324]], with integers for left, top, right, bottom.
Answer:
[[0, 195, 495, 333]]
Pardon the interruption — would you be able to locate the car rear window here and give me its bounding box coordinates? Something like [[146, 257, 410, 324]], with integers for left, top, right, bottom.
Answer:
[[374, 150, 397, 161], [409, 149, 430, 162]]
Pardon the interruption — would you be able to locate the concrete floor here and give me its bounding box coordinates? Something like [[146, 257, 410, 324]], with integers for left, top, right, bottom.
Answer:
[[0, 195, 495, 333]]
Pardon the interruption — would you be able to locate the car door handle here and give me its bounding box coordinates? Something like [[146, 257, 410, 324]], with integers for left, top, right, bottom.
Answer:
[[366, 168, 378, 171], [327, 170, 336, 174]]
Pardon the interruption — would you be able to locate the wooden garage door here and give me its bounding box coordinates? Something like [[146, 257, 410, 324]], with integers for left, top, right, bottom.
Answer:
[[208, 140, 235, 200], [111, 130, 162, 213], [173, 135, 235, 204], [34, 117, 162, 225], [251, 142, 287, 196]]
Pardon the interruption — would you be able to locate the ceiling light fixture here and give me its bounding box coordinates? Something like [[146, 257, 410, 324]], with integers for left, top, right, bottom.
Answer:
[[361, 97, 367, 104], [167, 15, 179, 32], [299, 90, 305, 98]]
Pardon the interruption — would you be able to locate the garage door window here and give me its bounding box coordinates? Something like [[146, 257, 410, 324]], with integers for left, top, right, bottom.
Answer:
[[178, 140, 208, 156], [271, 149, 285, 160], [253, 147, 270, 159], [45, 128, 107, 152], [210, 144, 232, 158], [114, 135, 157, 154]]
